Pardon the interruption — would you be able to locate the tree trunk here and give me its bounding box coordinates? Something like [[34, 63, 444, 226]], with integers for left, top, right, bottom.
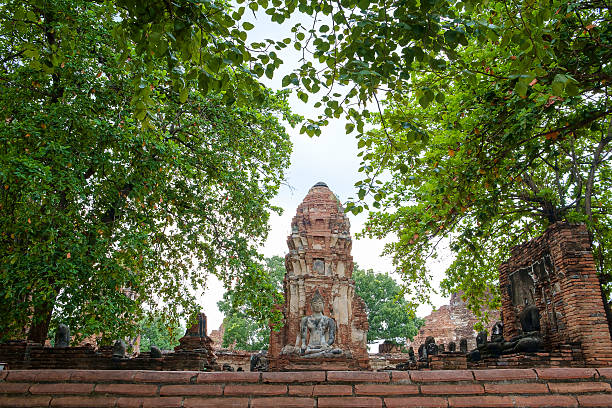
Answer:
[[27, 300, 55, 344]]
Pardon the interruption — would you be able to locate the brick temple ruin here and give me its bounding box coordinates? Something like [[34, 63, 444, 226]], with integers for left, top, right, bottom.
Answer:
[[407, 292, 500, 352], [0, 313, 218, 371], [500, 222, 612, 367], [268, 182, 370, 370]]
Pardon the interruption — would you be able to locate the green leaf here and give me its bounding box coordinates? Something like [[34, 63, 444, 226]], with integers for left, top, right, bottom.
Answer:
[[515, 81, 528, 98], [179, 88, 189, 103], [551, 74, 566, 96]]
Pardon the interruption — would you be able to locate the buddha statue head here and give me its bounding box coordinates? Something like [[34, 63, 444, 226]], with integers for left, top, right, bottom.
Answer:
[[310, 290, 325, 314]]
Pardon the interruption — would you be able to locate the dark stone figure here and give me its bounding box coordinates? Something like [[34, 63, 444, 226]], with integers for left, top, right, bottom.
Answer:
[[54, 324, 70, 348], [250, 350, 269, 372], [469, 304, 543, 362], [417, 344, 425, 361], [468, 332, 486, 362], [222, 363, 234, 371], [459, 338, 468, 353], [408, 346, 416, 362], [150, 345, 162, 358], [448, 342, 456, 352], [425, 336, 438, 357], [501, 304, 542, 353], [476, 331, 487, 348], [491, 321, 504, 343], [468, 348, 481, 362], [112, 340, 126, 359], [439, 343, 445, 353], [519, 304, 541, 333], [469, 330, 503, 361]]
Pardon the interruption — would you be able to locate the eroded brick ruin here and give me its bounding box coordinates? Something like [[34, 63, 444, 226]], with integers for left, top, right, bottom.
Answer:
[[268, 182, 370, 370], [408, 292, 500, 351], [499, 222, 612, 366], [0, 312, 218, 371]]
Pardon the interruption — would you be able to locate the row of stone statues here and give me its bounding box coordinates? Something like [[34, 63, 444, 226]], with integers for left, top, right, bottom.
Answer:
[[395, 303, 544, 368], [468, 305, 542, 361], [52, 323, 163, 359]]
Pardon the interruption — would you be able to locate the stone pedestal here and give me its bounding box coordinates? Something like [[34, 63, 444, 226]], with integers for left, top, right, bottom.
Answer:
[[268, 182, 370, 370], [499, 222, 612, 366]]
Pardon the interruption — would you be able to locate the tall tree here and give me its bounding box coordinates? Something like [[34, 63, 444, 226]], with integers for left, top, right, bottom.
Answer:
[[353, 0, 612, 314], [0, 1, 296, 343], [353, 266, 423, 343], [217, 256, 284, 350]]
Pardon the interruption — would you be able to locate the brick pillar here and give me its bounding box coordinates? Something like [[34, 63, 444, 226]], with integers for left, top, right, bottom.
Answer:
[[547, 224, 612, 366]]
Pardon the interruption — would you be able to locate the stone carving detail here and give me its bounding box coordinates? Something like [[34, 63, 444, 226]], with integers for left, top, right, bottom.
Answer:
[[250, 350, 269, 372], [425, 336, 438, 357], [268, 182, 370, 370], [448, 342, 456, 352], [491, 321, 504, 343], [519, 304, 541, 333], [54, 324, 70, 348], [468, 310, 543, 362]]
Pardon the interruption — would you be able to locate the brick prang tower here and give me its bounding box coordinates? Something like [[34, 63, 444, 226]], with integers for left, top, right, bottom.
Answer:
[[268, 182, 370, 371]]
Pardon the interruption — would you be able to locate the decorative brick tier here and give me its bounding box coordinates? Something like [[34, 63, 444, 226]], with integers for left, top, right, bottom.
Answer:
[[499, 223, 612, 366], [2, 368, 612, 407]]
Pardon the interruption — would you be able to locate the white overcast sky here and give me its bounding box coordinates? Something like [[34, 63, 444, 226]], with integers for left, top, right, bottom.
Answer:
[[201, 9, 452, 333]]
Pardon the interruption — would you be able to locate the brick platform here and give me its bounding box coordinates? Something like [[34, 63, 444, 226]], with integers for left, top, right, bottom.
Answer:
[[1, 369, 612, 407]]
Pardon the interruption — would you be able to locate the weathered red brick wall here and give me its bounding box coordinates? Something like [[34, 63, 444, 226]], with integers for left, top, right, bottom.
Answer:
[[214, 350, 252, 372], [209, 324, 225, 350], [2, 368, 612, 407], [0, 341, 217, 371], [500, 223, 612, 366]]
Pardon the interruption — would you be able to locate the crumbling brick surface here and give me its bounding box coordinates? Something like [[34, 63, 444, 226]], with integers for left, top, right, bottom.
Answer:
[[1, 368, 611, 407], [0, 313, 219, 371], [408, 292, 500, 352], [499, 223, 612, 366]]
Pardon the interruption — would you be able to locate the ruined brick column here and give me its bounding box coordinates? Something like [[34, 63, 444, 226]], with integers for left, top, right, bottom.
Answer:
[[499, 222, 612, 366], [268, 182, 370, 370]]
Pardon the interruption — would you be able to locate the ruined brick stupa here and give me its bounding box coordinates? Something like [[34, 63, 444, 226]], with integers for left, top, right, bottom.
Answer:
[[268, 182, 370, 370]]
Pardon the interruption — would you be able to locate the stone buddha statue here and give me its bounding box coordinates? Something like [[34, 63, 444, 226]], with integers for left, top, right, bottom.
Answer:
[[299, 291, 343, 357]]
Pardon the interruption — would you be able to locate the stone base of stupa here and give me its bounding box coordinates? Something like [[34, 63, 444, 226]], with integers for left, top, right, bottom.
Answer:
[[269, 354, 370, 371]]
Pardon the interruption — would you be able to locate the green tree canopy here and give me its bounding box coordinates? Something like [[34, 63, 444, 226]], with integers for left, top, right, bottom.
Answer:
[[217, 255, 284, 350], [139, 315, 183, 352], [353, 266, 423, 343], [0, 1, 297, 343], [353, 0, 612, 314]]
